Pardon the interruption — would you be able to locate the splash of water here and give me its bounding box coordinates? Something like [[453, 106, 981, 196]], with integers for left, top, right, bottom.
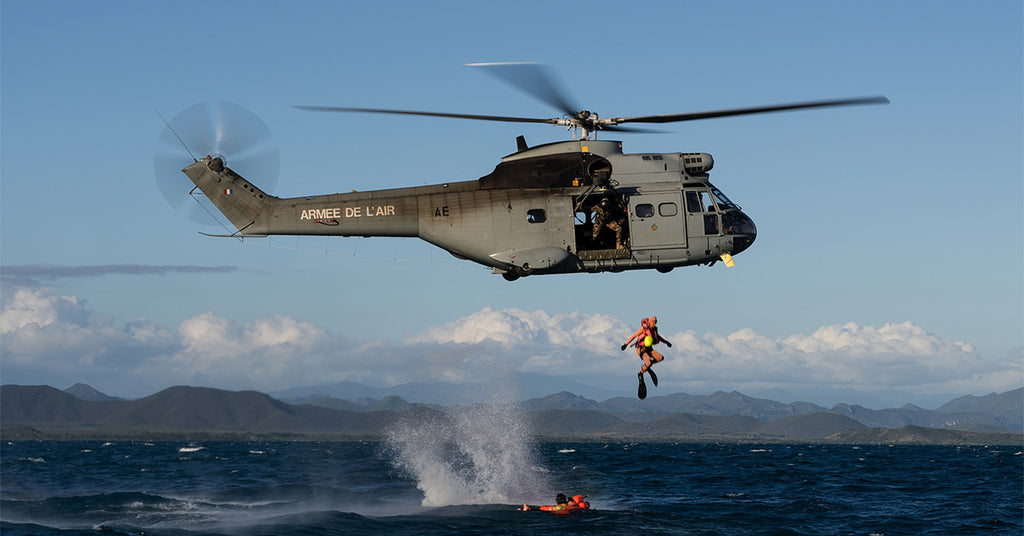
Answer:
[[385, 370, 548, 506]]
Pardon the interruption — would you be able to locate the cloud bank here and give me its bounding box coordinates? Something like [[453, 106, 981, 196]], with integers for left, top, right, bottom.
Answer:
[[1, 284, 1019, 405], [1, 264, 237, 286]]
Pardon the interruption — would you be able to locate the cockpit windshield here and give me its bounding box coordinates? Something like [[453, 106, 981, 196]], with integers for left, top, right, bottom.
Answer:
[[709, 185, 739, 210]]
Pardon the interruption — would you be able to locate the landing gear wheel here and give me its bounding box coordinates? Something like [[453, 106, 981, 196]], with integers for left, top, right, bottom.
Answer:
[[656, 266, 674, 273], [502, 271, 520, 282], [514, 263, 533, 277]]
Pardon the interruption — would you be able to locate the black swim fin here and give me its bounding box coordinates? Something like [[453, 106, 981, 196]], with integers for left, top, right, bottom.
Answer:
[[647, 367, 658, 387], [637, 372, 647, 400]]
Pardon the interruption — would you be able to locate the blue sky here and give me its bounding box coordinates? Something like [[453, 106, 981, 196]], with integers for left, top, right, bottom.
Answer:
[[2, 0, 1021, 408]]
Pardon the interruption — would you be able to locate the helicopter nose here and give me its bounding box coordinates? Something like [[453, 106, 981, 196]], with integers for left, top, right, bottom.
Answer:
[[729, 211, 757, 255]]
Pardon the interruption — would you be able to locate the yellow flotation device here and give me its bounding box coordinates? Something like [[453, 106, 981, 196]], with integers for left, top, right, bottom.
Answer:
[[644, 335, 654, 347]]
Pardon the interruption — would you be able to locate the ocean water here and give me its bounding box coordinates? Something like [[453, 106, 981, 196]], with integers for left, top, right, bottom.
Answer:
[[2, 436, 1020, 535]]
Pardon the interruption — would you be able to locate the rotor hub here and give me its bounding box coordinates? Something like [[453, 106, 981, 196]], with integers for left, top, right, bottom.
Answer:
[[207, 154, 226, 173]]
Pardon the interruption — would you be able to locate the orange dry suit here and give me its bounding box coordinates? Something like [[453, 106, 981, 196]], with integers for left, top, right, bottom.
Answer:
[[632, 318, 657, 356], [538, 495, 590, 514]]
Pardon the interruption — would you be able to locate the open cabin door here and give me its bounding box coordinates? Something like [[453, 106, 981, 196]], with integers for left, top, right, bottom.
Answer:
[[573, 193, 631, 260]]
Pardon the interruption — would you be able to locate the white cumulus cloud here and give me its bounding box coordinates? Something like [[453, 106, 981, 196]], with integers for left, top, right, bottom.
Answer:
[[407, 307, 625, 352], [398, 309, 1019, 402], [0, 286, 176, 382], [1, 284, 1018, 404], [136, 312, 346, 390]]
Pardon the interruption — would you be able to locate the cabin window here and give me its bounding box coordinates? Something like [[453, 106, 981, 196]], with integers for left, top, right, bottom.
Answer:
[[635, 204, 655, 218], [658, 203, 678, 217], [527, 208, 546, 223]]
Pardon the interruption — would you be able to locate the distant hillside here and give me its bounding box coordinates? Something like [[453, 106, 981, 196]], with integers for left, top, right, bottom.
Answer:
[[3, 385, 92, 423], [522, 392, 603, 412], [64, 383, 1024, 432], [936, 389, 1023, 430], [529, 409, 626, 436], [758, 413, 866, 440], [617, 413, 765, 440], [529, 410, 868, 442], [273, 373, 620, 405], [275, 382, 1023, 432], [0, 385, 446, 439], [829, 425, 1024, 445], [597, 391, 829, 422], [65, 383, 122, 402], [525, 389, 1023, 432], [2, 384, 1021, 444], [269, 394, 418, 413]]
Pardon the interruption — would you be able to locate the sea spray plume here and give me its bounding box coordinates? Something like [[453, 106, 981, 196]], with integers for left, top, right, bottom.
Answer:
[[384, 362, 548, 506]]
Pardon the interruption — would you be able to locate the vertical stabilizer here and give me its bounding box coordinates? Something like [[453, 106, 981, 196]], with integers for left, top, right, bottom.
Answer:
[[182, 156, 274, 234]]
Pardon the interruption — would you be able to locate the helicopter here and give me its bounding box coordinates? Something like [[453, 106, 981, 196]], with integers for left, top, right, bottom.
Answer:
[[158, 63, 887, 281]]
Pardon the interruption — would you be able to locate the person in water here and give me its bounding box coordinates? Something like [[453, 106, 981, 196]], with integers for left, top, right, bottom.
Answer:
[[519, 493, 590, 512], [621, 316, 672, 378]]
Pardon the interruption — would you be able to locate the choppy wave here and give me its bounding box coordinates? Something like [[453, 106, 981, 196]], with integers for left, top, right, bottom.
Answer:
[[2, 440, 1021, 535]]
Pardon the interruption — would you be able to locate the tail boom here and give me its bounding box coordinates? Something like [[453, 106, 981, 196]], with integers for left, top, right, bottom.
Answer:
[[182, 156, 420, 237]]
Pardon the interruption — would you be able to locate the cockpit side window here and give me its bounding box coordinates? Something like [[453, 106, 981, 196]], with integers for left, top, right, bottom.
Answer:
[[685, 191, 702, 213], [685, 190, 716, 212], [704, 213, 720, 235], [704, 193, 717, 212]]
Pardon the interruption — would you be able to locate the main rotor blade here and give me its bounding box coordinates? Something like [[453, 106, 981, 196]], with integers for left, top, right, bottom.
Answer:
[[295, 105, 558, 125], [614, 96, 890, 125], [466, 62, 578, 115], [601, 124, 665, 134]]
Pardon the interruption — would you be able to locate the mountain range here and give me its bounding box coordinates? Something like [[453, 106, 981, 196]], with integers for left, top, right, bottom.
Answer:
[[2, 384, 1021, 444], [279, 384, 1023, 433], [0, 385, 440, 440]]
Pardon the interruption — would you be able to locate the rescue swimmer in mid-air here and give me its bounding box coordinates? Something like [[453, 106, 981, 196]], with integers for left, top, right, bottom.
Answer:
[[156, 63, 887, 281]]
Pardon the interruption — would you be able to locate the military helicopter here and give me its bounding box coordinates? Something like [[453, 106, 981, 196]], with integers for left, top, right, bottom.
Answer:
[[157, 63, 887, 281]]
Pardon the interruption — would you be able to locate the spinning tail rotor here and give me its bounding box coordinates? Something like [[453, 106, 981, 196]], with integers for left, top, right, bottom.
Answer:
[[154, 102, 279, 224]]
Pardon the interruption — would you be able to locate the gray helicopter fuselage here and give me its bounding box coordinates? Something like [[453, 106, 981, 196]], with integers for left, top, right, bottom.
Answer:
[[182, 139, 756, 279]]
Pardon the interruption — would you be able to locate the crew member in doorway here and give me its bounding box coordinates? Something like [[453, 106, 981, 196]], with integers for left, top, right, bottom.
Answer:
[[592, 197, 626, 249]]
